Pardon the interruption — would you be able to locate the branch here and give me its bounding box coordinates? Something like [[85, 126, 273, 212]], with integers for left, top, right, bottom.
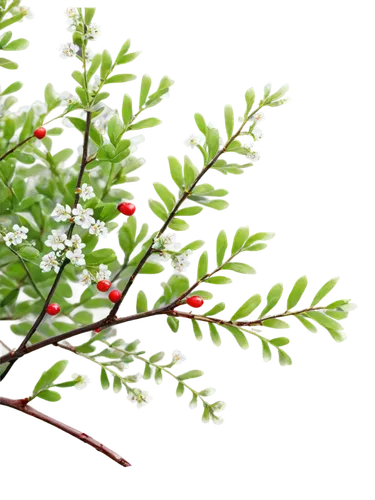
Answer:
[[107, 105, 263, 320], [0, 396, 131, 467], [8, 246, 45, 301], [166, 305, 327, 327]]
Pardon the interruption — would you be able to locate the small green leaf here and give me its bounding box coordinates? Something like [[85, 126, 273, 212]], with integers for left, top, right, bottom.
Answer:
[[167, 316, 179, 332], [269, 337, 290, 347], [209, 323, 221, 346], [192, 319, 203, 341], [287, 276, 308, 310], [207, 128, 220, 160], [176, 382, 185, 398], [122, 93, 133, 124], [168, 156, 184, 189], [36, 390, 61, 402], [153, 182, 176, 212], [231, 294, 262, 321], [216, 230, 228, 266], [175, 206, 203, 216], [244, 232, 275, 248], [85, 249, 117, 266], [130, 118, 161, 130], [113, 375, 122, 393], [224, 104, 234, 138], [139, 74, 152, 108], [194, 113, 207, 136], [259, 283, 283, 318], [100, 368, 110, 390], [106, 74, 136, 84], [278, 349, 292, 366], [222, 263, 255, 274], [184, 156, 199, 188], [262, 319, 290, 329], [100, 49, 112, 79], [223, 325, 249, 350], [33, 360, 68, 394], [232, 226, 250, 254], [139, 262, 164, 274], [149, 352, 165, 363], [155, 367, 163, 385], [178, 370, 204, 381], [204, 302, 225, 316], [0, 81, 23, 96], [295, 315, 318, 333], [168, 218, 189, 231], [148, 199, 168, 221], [261, 340, 272, 362], [244, 87, 255, 116], [197, 251, 208, 280], [311, 277, 340, 307], [143, 363, 152, 380], [136, 290, 148, 313], [205, 276, 232, 285], [305, 311, 343, 332]]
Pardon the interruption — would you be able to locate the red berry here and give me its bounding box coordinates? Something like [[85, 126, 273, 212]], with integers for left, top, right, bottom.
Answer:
[[117, 202, 136, 216], [186, 295, 204, 308], [97, 280, 112, 292], [34, 127, 46, 140], [94, 328, 101, 333], [108, 289, 122, 303], [46, 303, 60, 316]]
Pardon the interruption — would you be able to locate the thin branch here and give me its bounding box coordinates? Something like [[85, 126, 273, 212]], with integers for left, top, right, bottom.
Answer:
[[0, 396, 131, 467], [8, 247, 45, 301], [0, 135, 33, 163], [107, 105, 263, 320]]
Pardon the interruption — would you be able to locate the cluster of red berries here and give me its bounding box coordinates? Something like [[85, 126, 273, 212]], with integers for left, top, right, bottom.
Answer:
[[46, 281, 122, 317]]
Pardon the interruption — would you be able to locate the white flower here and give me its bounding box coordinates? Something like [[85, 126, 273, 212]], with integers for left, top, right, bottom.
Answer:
[[127, 389, 152, 409], [45, 230, 68, 251], [96, 264, 111, 282], [168, 345, 191, 368], [80, 183, 95, 201], [89, 220, 107, 238], [20, 6, 33, 19], [126, 373, 143, 383], [4, 232, 16, 247], [246, 150, 260, 162], [85, 23, 101, 41], [78, 269, 92, 286], [153, 233, 180, 252], [85, 48, 94, 62], [59, 91, 77, 106], [40, 252, 60, 273], [66, 248, 85, 267], [65, 7, 78, 18], [212, 415, 224, 425], [171, 250, 192, 274], [250, 112, 265, 123], [65, 234, 85, 250], [72, 204, 95, 229], [12, 224, 28, 244], [252, 127, 263, 140], [51, 203, 72, 222], [72, 373, 90, 390], [129, 134, 147, 155], [89, 75, 101, 93], [184, 134, 204, 149], [32, 100, 47, 116], [59, 42, 79, 59], [238, 115, 245, 123]]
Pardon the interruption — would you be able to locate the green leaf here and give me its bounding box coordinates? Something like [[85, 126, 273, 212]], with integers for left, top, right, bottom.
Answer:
[[117, 51, 141, 65], [136, 290, 148, 313], [259, 283, 283, 318], [175, 206, 203, 216], [153, 182, 176, 212], [222, 263, 255, 274], [155, 367, 163, 385], [87, 53, 101, 82], [189, 290, 213, 300], [209, 323, 221, 346], [327, 329, 347, 343], [167, 316, 179, 332], [168, 156, 184, 189], [311, 277, 340, 307], [192, 319, 203, 341], [148, 199, 167, 221], [295, 315, 318, 333], [139, 74, 152, 108], [244, 232, 275, 248], [205, 276, 232, 285], [196, 199, 229, 210], [143, 363, 152, 380], [180, 240, 205, 253], [52, 149, 73, 165], [106, 74, 136, 84], [245, 87, 255, 116], [262, 319, 290, 329], [287, 275, 308, 310], [36, 390, 61, 402], [0, 13, 24, 30], [194, 113, 207, 136], [86, 249, 117, 265], [216, 230, 228, 266], [305, 311, 343, 332], [204, 302, 225, 316], [184, 156, 199, 188], [130, 118, 161, 130], [100, 49, 112, 79], [100, 368, 110, 390], [207, 128, 220, 160], [122, 93, 133, 124], [278, 349, 292, 366], [73, 311, 93, 324], [197, 251, 208, 280], [231, 294, 262, 321], [17, 246, 39, 260], [223, 325, 249, 350], [0, 57, 18, 70], [113, 375, 122, 393], [178, 370, 204, 381], [33, 360, 68, 394], [117, 215, 138, 257], [232, 226, 250, 254], [266, 84, 289, 103], [140, 263, 164, 274], [168, 218, 189, 231], [269, 337, 290, 347], [84, 7, 96, 24], [149, 352, 165, 363], [261, 340, 272, 362], [224, 104, 234, 139], [0, 81, 23, 96], [176, 382, 185, 398]]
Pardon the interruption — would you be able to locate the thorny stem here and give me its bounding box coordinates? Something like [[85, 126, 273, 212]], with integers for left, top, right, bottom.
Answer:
[[0, 396, 131, 467], [107, 105, 263, 320]]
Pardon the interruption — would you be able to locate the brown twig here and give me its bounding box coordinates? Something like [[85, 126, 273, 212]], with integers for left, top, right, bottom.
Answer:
[[0, 135, 34, 163], [0, 396, 131, 467]]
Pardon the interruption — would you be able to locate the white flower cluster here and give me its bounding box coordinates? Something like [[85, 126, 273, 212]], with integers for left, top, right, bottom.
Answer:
[[78, 264, 111, 286], [59, 42, 79, 59], [184, 134, 204, 149], [172, 349, 186, 365], [3, 225, 28, 247], [40, 185, 107, 274], [71, 373, 90, 390], [127, 389, 152, 409], [152, 234, 192, 273], [10, 6, 33, 19], [242, 141, 260, 162]]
